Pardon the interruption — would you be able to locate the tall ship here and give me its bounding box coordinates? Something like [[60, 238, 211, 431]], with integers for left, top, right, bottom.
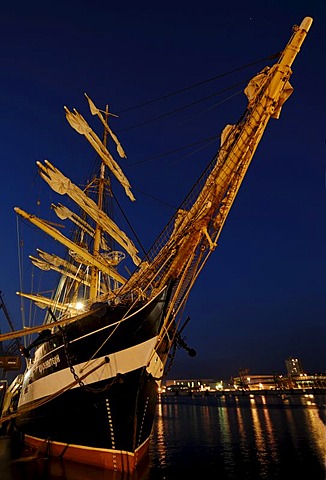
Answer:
[[0, 17, 312, 473]]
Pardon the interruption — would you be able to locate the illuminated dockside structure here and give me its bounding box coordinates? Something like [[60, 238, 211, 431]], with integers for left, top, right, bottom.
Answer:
[[164, 357, 326, 393]]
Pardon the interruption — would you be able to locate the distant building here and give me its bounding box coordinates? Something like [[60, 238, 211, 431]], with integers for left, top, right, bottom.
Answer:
[[165, 373, 326, 393], [163, 357, 326, 393], [285, 357, 305, 376], [232, 373, 288, 391], [164, 378, 221, 393]]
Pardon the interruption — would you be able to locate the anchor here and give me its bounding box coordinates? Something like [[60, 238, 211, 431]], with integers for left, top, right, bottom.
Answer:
[[176, 316, 196, 357]]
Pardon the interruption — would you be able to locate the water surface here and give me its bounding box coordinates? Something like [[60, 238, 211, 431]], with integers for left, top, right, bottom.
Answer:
[[0, 393, 325, 479]]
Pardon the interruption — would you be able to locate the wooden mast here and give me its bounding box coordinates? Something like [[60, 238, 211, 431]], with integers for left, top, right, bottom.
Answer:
[[123, 16, 313, 301], [89, 105, 109, 301]]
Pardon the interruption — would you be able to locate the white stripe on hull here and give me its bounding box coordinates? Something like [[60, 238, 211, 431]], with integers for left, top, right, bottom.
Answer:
[[19, 335, 162, 406]]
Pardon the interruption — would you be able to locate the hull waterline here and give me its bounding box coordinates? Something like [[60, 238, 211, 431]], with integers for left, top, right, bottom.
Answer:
[[12, 288, 173, 472]]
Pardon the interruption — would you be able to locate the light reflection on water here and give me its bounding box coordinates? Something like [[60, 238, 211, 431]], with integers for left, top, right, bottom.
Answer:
[[305, 407, 326, 463], [150, 393, 326, 480], [249, 396, 280, 477], [0, 393, 325, 480], [260, 396, 278, 463]]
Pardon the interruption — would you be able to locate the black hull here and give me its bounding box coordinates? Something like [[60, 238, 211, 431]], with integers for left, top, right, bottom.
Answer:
[[17, 367, 158, 452], [12, 287, 173, 471]]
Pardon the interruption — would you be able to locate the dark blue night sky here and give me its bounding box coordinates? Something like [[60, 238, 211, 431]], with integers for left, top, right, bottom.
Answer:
[[0, 1, 325, 380]]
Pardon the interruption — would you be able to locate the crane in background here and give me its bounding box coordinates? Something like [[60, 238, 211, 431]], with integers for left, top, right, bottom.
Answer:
[[0, 290, 21, 377], [0, 291, 22, 417]]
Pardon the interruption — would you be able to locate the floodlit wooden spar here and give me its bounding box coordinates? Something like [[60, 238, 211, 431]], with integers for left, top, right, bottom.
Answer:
[[123, 17, 313, 307], [13, 18, 312, 317], [14, 207, 126, 285], [37, 160, 141, 265], [52, 203, 110, 251], [64, 106, 134, 200], [15, 291, 82, 314], [84, 93, 127, 159], [29, 250, 92, 288], [5, 19, 312, 474]]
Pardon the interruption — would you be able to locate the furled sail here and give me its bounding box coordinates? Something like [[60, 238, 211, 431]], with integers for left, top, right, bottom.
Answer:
[[30, 249, 92, 288], [52, 203, 110, 251], [244, 65, 294, 119], [84, 93, 127, 159], [123, 16, 313, 311], [37, 249, 79, 272], [64, 106, 134, 201], [37, 160, 141, 266], [14, 207, 126, 284]]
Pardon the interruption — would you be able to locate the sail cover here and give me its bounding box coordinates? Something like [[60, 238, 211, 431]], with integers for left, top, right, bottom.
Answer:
[[37, 160, 141, 266], [52, 203, 110, 251], [84, 93, 127, 159], [64, 107, 134, 201]]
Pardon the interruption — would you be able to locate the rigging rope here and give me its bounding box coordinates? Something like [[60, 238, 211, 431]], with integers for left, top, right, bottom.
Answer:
[[16, 216, 27, 347], [117, 53, 280, 113], [130, 136, 220, 213], [128, 135, 219, 167], [120, 81, 246, 132], [0, 305, 103, 342], [0, 357, 111, 426], [111, 190, 148, 257]]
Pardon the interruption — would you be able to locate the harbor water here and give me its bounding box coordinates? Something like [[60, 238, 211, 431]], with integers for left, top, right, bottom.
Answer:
[[0, 392, 325, 479]]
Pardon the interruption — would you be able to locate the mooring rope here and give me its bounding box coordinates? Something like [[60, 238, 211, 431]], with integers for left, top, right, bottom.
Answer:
[[0, 356, 110, 425]]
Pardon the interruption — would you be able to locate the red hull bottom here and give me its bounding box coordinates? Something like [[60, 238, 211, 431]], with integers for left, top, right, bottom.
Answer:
[[24, 434, 150, 473]]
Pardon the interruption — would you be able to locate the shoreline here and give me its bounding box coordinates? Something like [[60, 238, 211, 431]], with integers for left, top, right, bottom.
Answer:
[[162, 387, 326, 397]]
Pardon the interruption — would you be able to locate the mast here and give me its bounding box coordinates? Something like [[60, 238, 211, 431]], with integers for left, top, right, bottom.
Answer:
[[13, 17, 312, 320], [14, 207, 126, 285], [89, 105, 109, 300], [122, 16, 313, 314]]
